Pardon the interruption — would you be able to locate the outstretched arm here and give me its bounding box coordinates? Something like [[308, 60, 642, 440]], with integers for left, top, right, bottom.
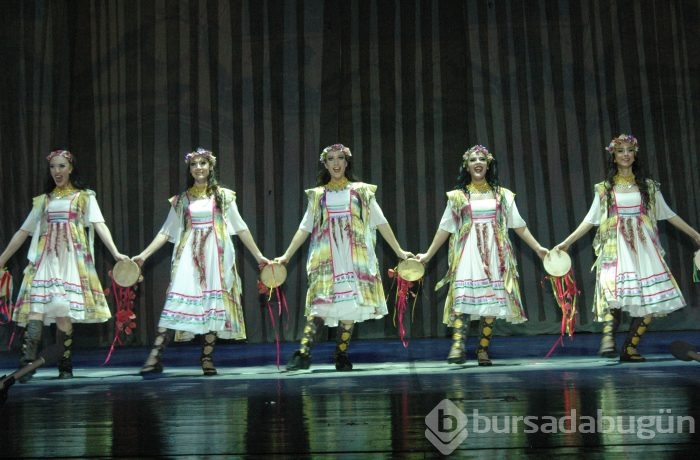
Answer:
[[513, 226, 548, 260], [275, 229, 311, 264], [377, 223, 412, 260], [236, 229, 270, 268], [555, 221, 595, 252], [133, 233, 170, 266], [416, 229, 451, 264], [0, 229, 31, 268], [93, 222, 128, 261], [666, 215, 700, 248]]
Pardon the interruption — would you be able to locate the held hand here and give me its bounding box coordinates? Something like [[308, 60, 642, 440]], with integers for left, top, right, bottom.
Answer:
[[258, 257, 271, 270], [132, 255, 146, 267], [395, 249, 413, 260], [274, 255, 289, 265], [114, 253, 129, 262], [554, 243, 569, 253], [415, 253, 430, 265], [535, 247, 549, 260]]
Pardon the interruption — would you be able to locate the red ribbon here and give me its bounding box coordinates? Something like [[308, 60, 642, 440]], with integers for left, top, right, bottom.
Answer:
[[387, 268, 421, 348], [543, 269, 579, 358], [102, 275, 137, 365], [258, 277, 289, 369]]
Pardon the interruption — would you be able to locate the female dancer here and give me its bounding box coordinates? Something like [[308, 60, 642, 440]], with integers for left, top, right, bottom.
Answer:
[[0, 149, 127, 381], [134, 148, 268, 376], [416, 145, 548, 366], [276, 143, 411, 371], [556, 134, 700, 361]]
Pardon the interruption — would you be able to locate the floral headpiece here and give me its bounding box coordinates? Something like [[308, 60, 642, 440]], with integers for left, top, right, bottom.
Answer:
[[319, 143, 352, 162], [46, 149, 73, 163], [462, 145, 494, 167], [184, 147, 217, 166], [605, 134, 639, 154]]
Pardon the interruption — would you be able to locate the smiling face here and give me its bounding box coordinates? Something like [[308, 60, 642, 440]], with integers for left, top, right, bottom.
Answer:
[[323, 150, 348, 181], [612, 142, 637, 170], [189, 156, 212, 184], [49, 155, 74, 187], [465, 151, 489, 182]]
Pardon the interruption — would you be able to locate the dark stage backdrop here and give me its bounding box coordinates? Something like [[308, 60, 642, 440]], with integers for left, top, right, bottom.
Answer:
[[1, 0, 698, 348]]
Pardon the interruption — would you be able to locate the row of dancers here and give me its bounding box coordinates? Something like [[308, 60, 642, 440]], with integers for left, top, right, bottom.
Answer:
[[1, 135, 699, 380]]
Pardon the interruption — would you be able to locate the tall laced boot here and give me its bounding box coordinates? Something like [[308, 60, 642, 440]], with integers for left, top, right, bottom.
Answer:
[[18, 320, 43, 383], [447, 314, 468, 364], [334, 322, 355, 371], [200, 332, 218, 376], [620, 315, 652, 362], [598, 309, 621, 358], [286, 317, 323, 371], [476, 316, 495, 366], [140, 328, 174, 376], [57, 328, 74, 379]]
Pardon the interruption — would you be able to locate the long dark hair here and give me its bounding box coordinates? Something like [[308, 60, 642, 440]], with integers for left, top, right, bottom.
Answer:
[[43, 150, 87, 194], [603, 137, 651, 212], [456, 145, 500, 196], [315, 144, 359, 186]]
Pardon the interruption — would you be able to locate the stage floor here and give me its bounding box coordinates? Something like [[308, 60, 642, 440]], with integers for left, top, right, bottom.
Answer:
[[1, 332, 699, 458]]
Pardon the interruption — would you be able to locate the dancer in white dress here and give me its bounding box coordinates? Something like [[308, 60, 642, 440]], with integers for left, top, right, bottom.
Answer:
[[417, 145, 548, 366], [135, 148, 269, 376], [276, 144, 411, 371], [0, 150, 127, 381], [556, 134, 700, 361]]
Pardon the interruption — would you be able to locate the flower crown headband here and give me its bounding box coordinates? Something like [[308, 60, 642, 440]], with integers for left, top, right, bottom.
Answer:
[[184, 148, 217, 166], [462, 145, 494, 167], [605, 134, 639, 154], [46, 149, 73, 163], [319, 143, 352, 162]]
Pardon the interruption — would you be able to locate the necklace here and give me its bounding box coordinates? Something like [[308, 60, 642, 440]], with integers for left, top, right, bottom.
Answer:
[[613, 174, 636, 188], [188, 184, 209, 199], [325, 177, 350, 192], [52, 185, 77, 199], [467, 182, 492, 194]]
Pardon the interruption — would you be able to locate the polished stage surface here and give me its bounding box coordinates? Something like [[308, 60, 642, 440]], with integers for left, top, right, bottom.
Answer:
[[1, 332, 699, 458]]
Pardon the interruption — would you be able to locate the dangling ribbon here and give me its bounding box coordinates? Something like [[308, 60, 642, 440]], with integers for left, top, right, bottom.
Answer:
[[258, 265, 289, 368], [0, 269, 15, 351], [102, 274, 138, 365], [543, 269, 579, 358], [387, 267, 422, 348]]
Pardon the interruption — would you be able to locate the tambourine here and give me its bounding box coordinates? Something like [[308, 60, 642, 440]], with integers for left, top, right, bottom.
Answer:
[[543, 250, 572, 277], [397, 258, 425, 282], [112, 259, 142, 288], [260, 262, 287, 289]]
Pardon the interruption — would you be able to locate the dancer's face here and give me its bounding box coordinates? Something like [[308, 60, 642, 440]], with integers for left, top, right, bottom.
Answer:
[[49, 156, 73, 187], [612, 142, 636, 170], [466, 151, 489, 182], [324, 151, 348, 181], [189, 156, 211, 184]]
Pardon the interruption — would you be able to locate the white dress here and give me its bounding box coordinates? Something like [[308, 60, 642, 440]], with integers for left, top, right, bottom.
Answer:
[[17, 192, 111, 324], [584, 188, 685, 317], [438, 195, 527, 322], [157, 195, 248, 339], [299, 188, 388, 327]]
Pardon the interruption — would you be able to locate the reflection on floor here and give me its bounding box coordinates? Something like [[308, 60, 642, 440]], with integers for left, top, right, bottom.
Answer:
[[1, 331, 699, 457]]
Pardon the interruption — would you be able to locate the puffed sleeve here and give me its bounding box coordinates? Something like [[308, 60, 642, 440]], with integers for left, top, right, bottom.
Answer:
[[582, 196, 602, 225], [158, 207, 180, 242], [507, 199, 527, 229], [438, 203, 457, 234], [368, 198, 389, 228], [226, 198, 250, 235], [654, 190, 677, 221], [86, 195, 106, 223], [19, 207, 41, 234], [299, 202, 314, 233]]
